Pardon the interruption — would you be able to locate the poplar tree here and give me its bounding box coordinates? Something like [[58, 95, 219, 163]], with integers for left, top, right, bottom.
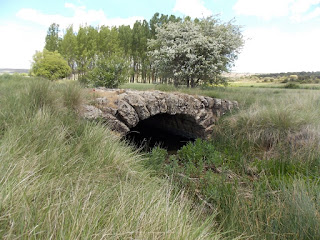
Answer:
[[75, 25, 98, 77], [45, 23, 60, 52], [118, 25, 133, 57], [59, 25, 77, 78]]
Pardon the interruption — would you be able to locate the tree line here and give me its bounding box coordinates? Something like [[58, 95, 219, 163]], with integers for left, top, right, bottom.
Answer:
[[41, 13, 244, 87], [257, 72, 320, 82], [44, 13, 182, 83]]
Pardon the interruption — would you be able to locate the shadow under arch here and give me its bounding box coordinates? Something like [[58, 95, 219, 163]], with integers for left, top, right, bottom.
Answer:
[[124, 113, 205, 152]]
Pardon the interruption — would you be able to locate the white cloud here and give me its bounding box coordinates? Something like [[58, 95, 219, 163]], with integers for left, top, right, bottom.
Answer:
[[0, 3, 145, 69], [16, 3, 144, 29], [173, 0, 212, 18], [233, 0, 292, 20], [0, 23, 45, 69], [234, 27, 320, 73], [304, 7, 320, 21], [290, 0, 320, 15], [233, 0, 320, 21]]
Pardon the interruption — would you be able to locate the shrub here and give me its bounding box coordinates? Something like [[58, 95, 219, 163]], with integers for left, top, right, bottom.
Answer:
[[30, 49, 71, 80], [285, 83, 300, 89], [0, 73, 12, 80], [146, 146, 168, 172], [85, 55, 129, 88]]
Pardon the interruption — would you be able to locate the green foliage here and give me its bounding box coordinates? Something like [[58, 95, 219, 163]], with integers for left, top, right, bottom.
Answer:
[[148, 139, 226, 196], [76, 25, 99, 76], [45, 13, 243, 85], [45, 23, 60, 51], [145, 146, 168, 173], [149, 12, 182, 39], [177, 139, 223, 175], [0, 73, 12, 80], [98, 26, 122, 57], [59, 25, 77, 76], [285, 82, 300, 89], [83, 55, 129, 88], [30, 49, 71, 80], [256, 71, 320, 84]]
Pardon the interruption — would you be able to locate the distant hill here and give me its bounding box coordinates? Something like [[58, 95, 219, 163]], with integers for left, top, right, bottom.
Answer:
[[0, 68, 29, 74], [256, 71, 320, 79]]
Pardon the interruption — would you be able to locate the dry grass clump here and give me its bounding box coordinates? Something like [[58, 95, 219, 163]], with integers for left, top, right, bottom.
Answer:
[[216, 90, 320, 161]]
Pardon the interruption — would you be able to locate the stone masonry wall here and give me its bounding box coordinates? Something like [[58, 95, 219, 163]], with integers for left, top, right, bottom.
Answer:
[[81, 88, 238, 139]]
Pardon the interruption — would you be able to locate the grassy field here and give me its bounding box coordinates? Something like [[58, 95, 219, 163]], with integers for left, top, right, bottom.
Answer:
[[122, 80, 320, 90], [229, 81, 320, 90], [1, 74, 319, 239]]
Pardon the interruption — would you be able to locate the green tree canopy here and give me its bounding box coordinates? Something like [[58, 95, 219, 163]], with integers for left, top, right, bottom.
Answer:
[[45, 23, 60, 52], [84, 55, 129, 88], [30, 49, 71, 80], [59, 25, 77, 76], [43, 14, 244, 85], [76, 25, 99, 77], [148, 17, 244, 87]]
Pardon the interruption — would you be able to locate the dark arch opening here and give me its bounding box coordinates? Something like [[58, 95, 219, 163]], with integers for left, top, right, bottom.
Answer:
[[125, 113, 203, 152]]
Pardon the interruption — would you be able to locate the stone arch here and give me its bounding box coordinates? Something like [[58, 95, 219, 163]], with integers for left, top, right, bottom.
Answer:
[[82, 88, 238, 139]]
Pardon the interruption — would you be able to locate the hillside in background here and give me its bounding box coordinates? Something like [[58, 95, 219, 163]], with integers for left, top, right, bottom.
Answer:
[[256, 71, 320, 78], [0, 68, 29, 74]]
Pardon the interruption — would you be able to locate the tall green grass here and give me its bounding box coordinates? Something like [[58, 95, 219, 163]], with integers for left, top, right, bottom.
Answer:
[[5, 76, 318, 239], [0, 75, 221, 239], [139, 83, 320, 239], [211, 87, 320, 239], [211, 88, 320, 239], [215, 89, 320, 162]]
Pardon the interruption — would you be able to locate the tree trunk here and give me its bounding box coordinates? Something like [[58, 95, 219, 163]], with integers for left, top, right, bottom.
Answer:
[[174, 78, 179, 87], [191, 78, 195, 88], [131, 61, 136, 83]]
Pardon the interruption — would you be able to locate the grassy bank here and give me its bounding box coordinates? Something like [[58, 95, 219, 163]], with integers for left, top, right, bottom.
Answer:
[[0, 75, 221, 239], [210, 86, 320, 239], [125, 82, 320, 239]]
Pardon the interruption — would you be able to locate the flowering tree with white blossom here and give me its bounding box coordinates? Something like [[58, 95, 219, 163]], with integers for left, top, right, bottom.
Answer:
[[148, 17, 244, 87]]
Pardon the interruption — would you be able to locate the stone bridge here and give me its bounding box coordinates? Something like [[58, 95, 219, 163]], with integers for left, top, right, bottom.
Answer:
[[82, 88, 238, 139]]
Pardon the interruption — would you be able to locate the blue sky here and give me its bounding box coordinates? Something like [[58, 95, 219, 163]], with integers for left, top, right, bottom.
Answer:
[[1, 0, 320, 73]]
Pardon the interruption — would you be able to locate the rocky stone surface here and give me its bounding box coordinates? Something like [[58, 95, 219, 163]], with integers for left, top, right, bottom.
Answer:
[[81, 88, 238, 139]]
